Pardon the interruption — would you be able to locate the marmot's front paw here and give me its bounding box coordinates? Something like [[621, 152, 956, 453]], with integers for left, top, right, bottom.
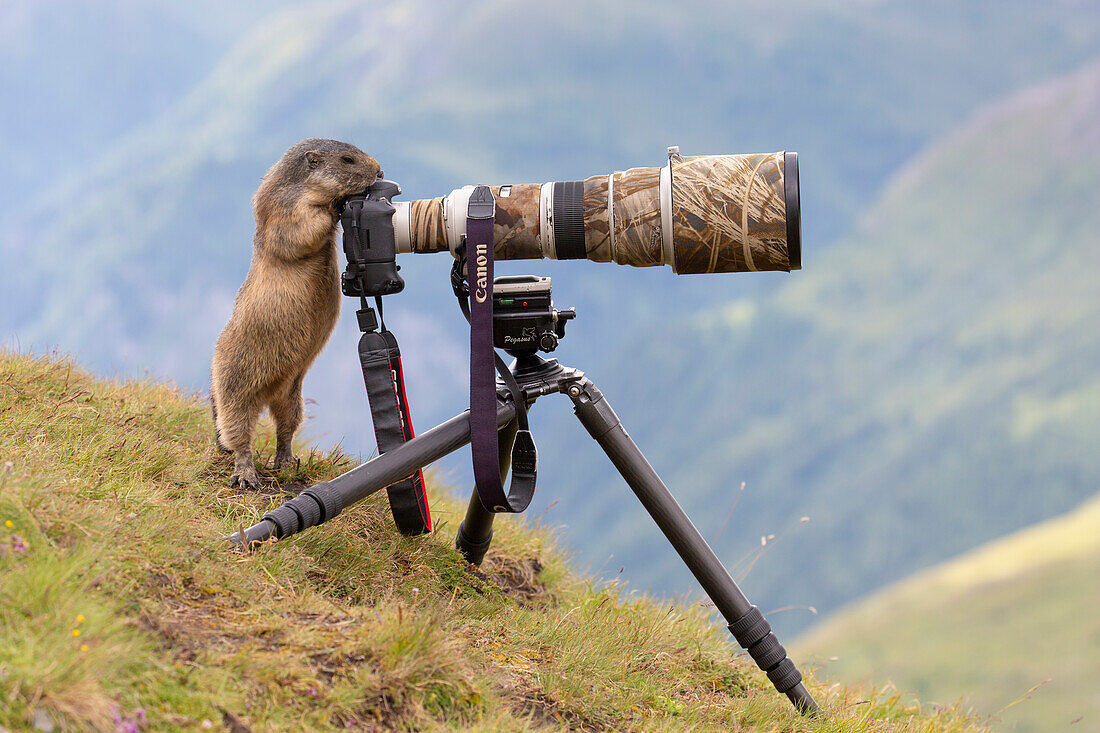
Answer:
[[230, 469, 262, 491]]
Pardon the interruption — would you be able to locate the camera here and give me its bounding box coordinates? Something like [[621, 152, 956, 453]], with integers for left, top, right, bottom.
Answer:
[[491, 276, 574, 355], [340, 176, 405, 298]]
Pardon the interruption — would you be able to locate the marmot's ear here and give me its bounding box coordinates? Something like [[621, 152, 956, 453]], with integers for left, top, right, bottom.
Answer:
[[305, 151, 324, 169]]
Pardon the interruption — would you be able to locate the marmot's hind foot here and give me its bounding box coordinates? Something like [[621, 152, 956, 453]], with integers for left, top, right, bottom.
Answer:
[[230, 468, 262, 491], [273, 451, 297, 471]]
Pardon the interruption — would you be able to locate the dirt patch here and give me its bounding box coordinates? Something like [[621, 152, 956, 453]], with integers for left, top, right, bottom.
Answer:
[[307, 655, 416, 732], [136, 596, 259, 662], [221, 709, 255, 733], [310, 648, 370, 683], [136, 568, 259, 661], [296, 611, 372, 683], [301, 618, 414, 728], [508, 688, 604, 731], [333, 693, 409, 732], [480, 556, 548, 603]]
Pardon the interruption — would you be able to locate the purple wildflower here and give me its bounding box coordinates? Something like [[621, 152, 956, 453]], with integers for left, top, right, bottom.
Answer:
[[111, 706, 146, 733]]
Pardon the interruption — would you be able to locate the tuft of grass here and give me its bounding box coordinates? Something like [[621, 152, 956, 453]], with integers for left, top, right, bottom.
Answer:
[[0, 348, 990, 731]]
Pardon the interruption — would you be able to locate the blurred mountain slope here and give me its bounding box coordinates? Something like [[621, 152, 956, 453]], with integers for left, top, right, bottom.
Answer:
[[794, 492, 1100, 732]]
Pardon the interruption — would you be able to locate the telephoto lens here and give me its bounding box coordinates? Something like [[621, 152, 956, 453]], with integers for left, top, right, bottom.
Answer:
[[391, 147, 799, 274]]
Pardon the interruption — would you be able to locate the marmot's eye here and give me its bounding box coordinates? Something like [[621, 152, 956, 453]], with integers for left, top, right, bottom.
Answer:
[[341, 156, 355, 164]]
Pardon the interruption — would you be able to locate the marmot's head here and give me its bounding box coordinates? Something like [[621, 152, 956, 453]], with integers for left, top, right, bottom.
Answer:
[[263, 139, 381, 210]]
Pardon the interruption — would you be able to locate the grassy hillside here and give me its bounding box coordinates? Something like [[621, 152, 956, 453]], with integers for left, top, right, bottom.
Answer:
[[547, 56, 1100, 633], [794, 494, 1100, 732], [0, 349, 987, 731]]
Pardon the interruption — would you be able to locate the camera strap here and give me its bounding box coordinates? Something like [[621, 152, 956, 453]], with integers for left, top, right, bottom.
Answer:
[[356, 296, 432, 535], [463, 185, 538, 513]]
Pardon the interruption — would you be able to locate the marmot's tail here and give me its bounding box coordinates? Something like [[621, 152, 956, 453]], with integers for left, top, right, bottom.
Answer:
[[211, 391, 230, 453]]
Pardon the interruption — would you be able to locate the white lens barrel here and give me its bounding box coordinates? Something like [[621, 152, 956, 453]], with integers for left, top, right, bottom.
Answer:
[[659, 161, 674, 269], [393, 201, 412, 254], [442, 185, 476, 255]]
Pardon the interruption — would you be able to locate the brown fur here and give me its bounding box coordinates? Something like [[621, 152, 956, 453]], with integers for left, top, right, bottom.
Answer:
[[211, 139, 380, 489]]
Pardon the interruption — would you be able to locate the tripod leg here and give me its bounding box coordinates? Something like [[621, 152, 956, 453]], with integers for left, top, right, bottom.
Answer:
[[456, 418, 518, 565], [229, 400, 518, 547], [564, 376, 819, 715]]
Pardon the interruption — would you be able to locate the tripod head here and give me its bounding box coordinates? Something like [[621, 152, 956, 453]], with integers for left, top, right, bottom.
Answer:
[[491, 275, 575, 357]]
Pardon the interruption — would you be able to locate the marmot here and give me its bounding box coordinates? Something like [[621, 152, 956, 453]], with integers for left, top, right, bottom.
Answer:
[[211, 138, 380, 489]]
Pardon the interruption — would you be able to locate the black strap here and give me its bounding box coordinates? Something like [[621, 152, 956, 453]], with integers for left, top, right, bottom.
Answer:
[[463, 186, 537, 513], [357, 296, 431, 535]]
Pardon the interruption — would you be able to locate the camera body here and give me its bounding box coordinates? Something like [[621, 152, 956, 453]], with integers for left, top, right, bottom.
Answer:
[[492, 276, 574, 355], [340, 176, 405, 298]]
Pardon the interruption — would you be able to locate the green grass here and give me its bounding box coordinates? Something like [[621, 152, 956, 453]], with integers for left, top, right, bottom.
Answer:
[[794, 494, 1100, 732], [0, 348, 988, 732]]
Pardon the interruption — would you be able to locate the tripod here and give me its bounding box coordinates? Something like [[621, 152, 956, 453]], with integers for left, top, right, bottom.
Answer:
[[230, 351, 819, 715]]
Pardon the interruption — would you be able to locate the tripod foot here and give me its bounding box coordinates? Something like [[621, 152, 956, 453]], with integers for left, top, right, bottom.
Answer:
[[456, 524, 494, 566], [786, 682, 820, 716], [728, 605, 818, 714]]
